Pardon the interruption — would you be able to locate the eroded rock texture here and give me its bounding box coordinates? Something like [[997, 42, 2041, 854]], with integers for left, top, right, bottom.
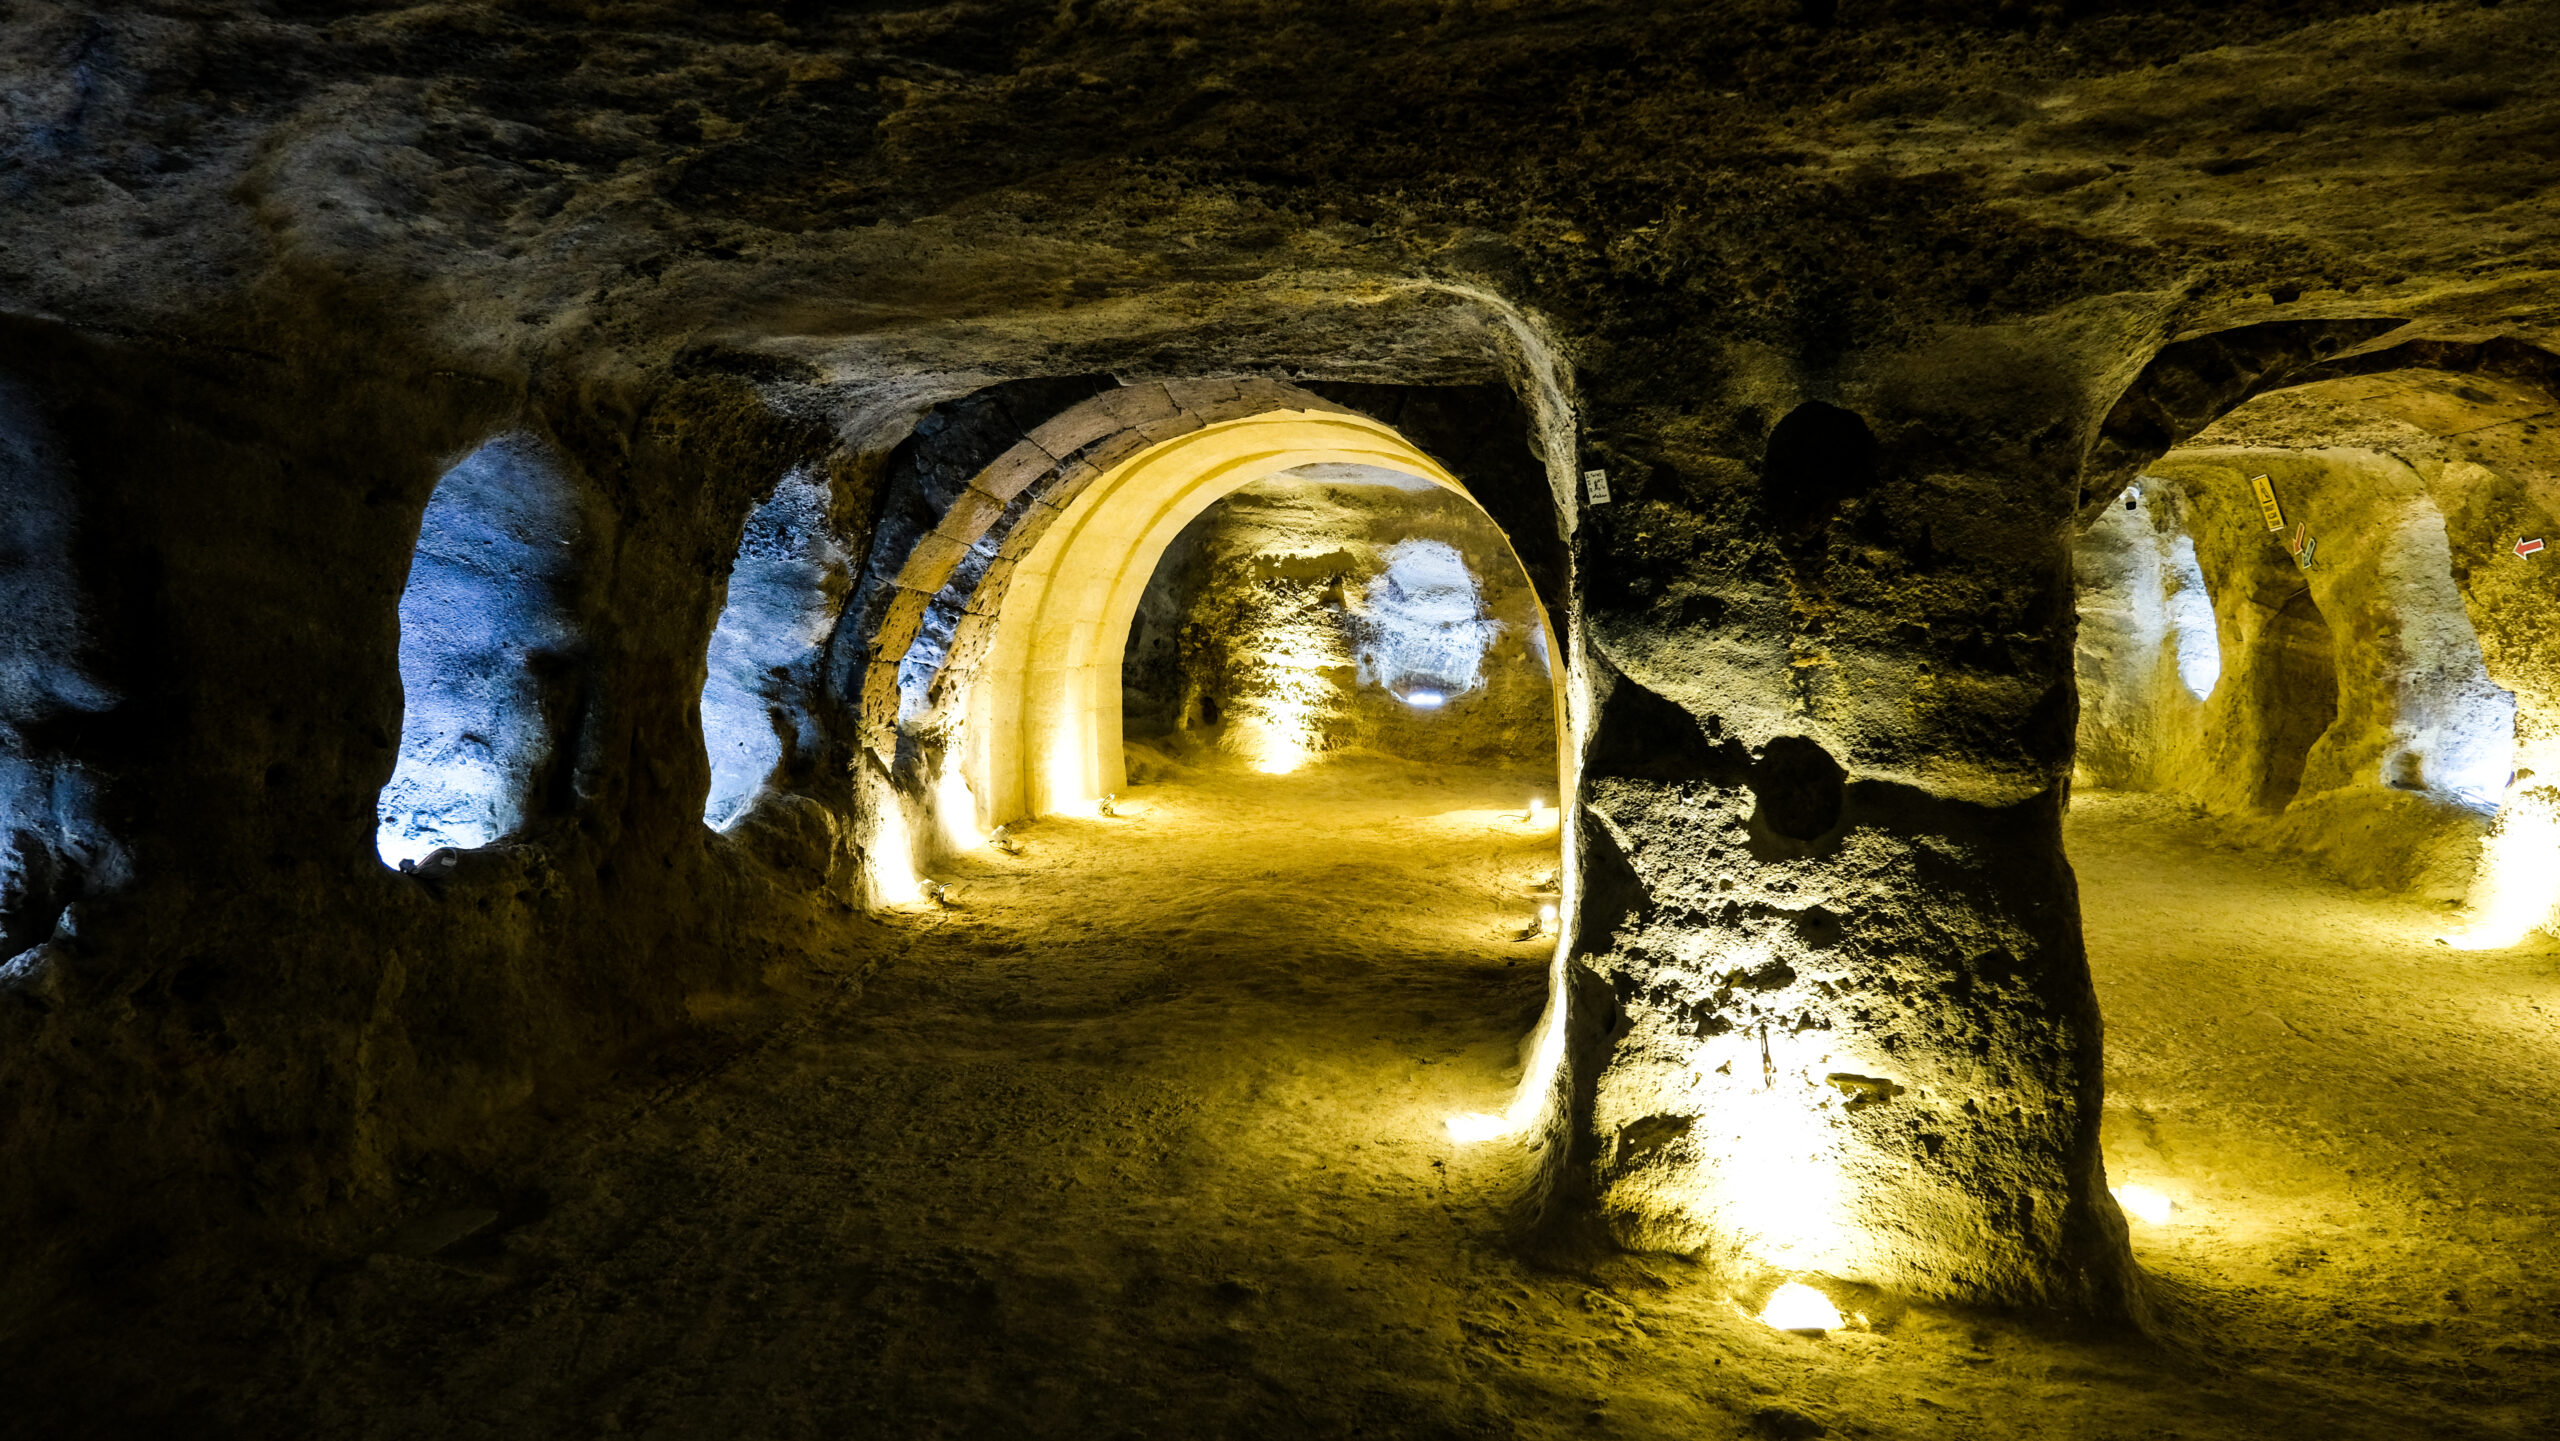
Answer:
[[2, 0, 2559, 1371], [1125, 471, 1556, 768]]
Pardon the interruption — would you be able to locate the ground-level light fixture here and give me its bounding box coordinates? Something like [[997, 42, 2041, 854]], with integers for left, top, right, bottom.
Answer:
[[1757, 1281, 1844, 1333], [2112, 1182, 2177, 1225], [2442, 772, 2560, 950], [1400, 689, 1446, 708]]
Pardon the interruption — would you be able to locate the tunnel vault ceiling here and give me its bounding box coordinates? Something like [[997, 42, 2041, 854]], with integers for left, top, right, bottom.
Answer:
[[7, 2, 2560, 1427]]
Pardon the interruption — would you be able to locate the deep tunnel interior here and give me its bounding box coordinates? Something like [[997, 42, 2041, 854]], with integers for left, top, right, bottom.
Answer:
[[5, 4, 2560, 1438]]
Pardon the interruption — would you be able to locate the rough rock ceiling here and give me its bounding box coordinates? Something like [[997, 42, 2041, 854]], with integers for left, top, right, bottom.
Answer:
[[4, 1, 2556, 390]]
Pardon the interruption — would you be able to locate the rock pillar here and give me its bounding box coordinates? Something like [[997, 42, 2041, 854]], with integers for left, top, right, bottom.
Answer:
[[1566, 331, 2137, 1312]]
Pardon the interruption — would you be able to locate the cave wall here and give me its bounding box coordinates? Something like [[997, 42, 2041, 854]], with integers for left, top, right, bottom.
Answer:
[[0, 323, 869, 1326], [2070, 486, 2216, 794], [1124, 472, 1556, 769], [0, 372, 124, 962], [3, 0, 2559, 1329]]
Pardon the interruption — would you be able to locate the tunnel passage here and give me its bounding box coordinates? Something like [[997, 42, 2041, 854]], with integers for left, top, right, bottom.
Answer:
[[847, 380, 1571, 883], [2072, 352, 2542, 905], [374, 432, 589, 868], [700, 470, 854, 829], [849, 378, 1580, 1148], [1122, 469, 1554, 775]]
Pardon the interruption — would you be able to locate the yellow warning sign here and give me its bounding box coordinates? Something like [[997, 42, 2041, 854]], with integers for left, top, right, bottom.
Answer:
[[2251, 474, 2286, 533]]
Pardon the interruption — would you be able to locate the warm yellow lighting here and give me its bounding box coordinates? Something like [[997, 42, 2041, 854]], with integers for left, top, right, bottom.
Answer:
[[1718, 1075, 1853, 1269], [1757, 1282, 1843, 1333], [1526, 797, 1544, 822], [867, 797, 925, 909], [1538, 901, 1558, 930], [1036, 705, 1094, 822], [2444, 783, 2560, 950], [1444, 936, 1573, 1145], [1242, 708, 1315, 774], [935, 750, 985, 853], [1251, 747, 1305, 776], [2112, 1182, 2176, 1225]]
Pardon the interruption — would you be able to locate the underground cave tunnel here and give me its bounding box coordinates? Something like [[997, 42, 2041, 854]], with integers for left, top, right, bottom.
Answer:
[[7, 3, 2560, 1438]]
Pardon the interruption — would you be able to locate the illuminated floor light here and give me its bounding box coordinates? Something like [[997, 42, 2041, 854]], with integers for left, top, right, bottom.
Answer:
[[1516, 901, 1559, 942], [936, 754, 985, 852], [2442, 783, 2560, 950], [1444, 953, 1572, 1145], [1758, 1282, 1843, 1333], [1401, 689, 1445, 708], [868, 800, 926, 909], [2113, 1182, 2177, 1225]]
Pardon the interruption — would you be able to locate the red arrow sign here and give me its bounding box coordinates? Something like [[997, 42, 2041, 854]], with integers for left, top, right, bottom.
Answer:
[[2518, 537, 2546, 557]]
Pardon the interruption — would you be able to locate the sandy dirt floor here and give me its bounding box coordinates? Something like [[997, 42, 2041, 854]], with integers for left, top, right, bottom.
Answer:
[[23, 766, 2560, 1439], [2075, 789, 2560, 1439]]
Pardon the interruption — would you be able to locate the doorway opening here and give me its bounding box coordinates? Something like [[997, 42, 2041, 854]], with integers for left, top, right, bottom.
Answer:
[[2250, 585, 2338, 814], [856, 383, 1578, 1149], [374, 431, 587, 868], [1121, 468, 1555, 781]]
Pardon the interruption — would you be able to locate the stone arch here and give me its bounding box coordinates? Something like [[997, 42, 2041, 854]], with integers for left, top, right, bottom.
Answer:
[[2078, 317, 2414, 511], [859, 381, 1571, 845], [848, 377, 1582, 1147]]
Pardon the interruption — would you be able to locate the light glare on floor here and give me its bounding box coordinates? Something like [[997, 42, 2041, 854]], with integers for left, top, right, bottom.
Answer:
[[2442, 782, 2560, 949], [1444, 1111, 1508, 1143], [2113, 1182, 2176, 1224], [1758, 1282, 1842, 1332]]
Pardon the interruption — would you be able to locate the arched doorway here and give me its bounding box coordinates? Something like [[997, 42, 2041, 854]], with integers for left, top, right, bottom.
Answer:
[[851, 379, 1580, 1145], [854, 384, 1569, 868], [953, 408, 1562, 830]]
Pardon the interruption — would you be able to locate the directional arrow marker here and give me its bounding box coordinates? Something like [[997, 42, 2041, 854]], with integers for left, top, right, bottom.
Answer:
[[2518, 537, 2546, 557]]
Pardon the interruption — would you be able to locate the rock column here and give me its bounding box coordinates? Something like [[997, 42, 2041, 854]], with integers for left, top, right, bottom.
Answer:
[[1567, 331, 2137, 1312]]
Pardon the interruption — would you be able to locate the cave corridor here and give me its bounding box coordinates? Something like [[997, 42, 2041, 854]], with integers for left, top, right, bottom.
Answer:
[[5, 4, 2560, 1438]]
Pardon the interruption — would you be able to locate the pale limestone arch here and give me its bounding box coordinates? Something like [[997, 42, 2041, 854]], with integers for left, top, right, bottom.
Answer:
[[855, 378, 1568, 886], [966, 409, 1539, 826]]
